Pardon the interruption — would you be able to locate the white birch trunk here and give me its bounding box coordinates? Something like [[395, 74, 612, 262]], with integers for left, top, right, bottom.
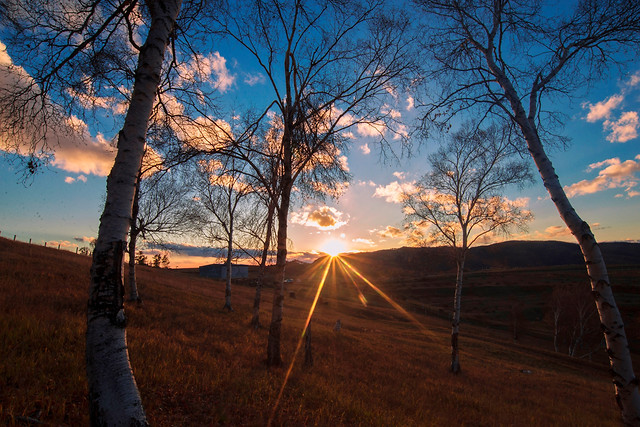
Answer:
[[492, 67, 640, 422], [128, 176, 141, 302], [86, 1, 181, 424], [251, 201, 276, 329], [450, 254, 464, 374], [223, 227, 233, 311]]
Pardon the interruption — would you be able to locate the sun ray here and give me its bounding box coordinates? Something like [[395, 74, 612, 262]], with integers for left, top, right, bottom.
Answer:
[[268, 256, 333, 426], [336, 258, 368, 307], [336, 256, 437, 340]]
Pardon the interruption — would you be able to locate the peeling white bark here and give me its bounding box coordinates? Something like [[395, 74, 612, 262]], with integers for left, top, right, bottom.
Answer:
[[492, 64, 640, 422], [86, 1, 182, 424]]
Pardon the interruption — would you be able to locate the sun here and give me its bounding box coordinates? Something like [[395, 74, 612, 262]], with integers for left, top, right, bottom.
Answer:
[[319, 238, 347, 257]]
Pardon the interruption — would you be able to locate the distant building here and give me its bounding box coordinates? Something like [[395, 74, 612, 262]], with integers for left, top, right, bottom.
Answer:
[[198, 263, 249, 279]]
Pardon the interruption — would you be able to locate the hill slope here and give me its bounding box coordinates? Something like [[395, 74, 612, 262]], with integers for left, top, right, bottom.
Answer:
[[0, 237, 634, 425], [331, 240, 640, 280]]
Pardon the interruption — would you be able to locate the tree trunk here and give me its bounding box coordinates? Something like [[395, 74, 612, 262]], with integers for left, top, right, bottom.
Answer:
[[223, 229, 233, 311], [267, 151, 292, 367], [487, 56, 640, 422], [86, 1, 181, 425], [128, 176, 141, 303], [251, 200, 276, 329], [304, 321, 313, 368], [514, 102, 640, 422], [450, 254, 464, 374], [553, 310, 560, 353]]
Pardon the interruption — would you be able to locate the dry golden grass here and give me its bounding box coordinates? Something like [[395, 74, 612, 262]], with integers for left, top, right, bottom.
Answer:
[[0, 237, 628, 426]]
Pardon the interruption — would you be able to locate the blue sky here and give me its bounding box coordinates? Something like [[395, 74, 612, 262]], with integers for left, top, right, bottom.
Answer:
[[1, 19, 639, 268]]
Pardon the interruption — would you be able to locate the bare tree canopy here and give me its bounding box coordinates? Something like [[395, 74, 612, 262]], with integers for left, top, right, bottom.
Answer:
[[403, 123, 533, 373], [412, 0, 640, 421], [207, 0, 419, 366]]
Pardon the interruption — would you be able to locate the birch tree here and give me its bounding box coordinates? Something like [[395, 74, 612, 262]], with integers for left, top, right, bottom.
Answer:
[[0, 0, 209, 423], [215, 0, 417, 366], [413, 0, 640, 420], [127, 167, 200, 302], [196, 156, 254, 311], [403, 123, 533, 373]]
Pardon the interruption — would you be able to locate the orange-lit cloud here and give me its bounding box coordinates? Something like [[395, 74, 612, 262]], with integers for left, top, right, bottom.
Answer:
[[291, 205, 348, 230], [0, 41, 117, 176], [523, 225, 573, 241], [376, 225, 404, 238], [373, 180, 417, 203], [564, 155, 640, 198], [585, 95, 623, 122], [604, 111, 639, 143]]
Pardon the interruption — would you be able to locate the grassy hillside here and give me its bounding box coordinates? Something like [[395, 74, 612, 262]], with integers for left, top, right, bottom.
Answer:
[[0, 237, 635, 425]]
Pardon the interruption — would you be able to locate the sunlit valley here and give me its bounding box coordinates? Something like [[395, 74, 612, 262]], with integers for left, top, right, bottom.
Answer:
[[2, 237, 639, 425], [2, 0, 640, 424]]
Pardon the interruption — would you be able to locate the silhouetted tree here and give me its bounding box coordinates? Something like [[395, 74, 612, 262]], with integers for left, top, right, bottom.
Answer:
[[128, 168, 200, 301], [403, 124, 533, 373], [195, 156, 254, 311], [0, 0, 216, 422], [215, 0, 417, 366], [413, 0, 640, 418]]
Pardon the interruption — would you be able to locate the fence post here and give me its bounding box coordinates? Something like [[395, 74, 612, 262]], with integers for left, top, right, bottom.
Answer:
[[57, 244, 60, 250], [13, 235, 16, 241], [29, 238, 31, 244], [76, 247, 78, 254], [44, 242, 47, 247]]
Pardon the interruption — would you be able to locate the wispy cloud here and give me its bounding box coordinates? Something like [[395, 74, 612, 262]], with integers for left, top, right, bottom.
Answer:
[[64, 174, 87, 184], [243, 72, 265, 86]]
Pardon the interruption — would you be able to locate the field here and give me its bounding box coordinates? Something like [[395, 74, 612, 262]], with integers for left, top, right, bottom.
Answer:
[[1, 236, 638, 425]]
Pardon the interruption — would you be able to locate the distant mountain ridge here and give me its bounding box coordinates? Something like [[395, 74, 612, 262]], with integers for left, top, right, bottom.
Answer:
[[336, 240, 640, 279]]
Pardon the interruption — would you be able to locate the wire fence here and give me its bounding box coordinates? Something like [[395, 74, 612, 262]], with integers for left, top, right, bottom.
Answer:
[[0, 230, 94, 256]]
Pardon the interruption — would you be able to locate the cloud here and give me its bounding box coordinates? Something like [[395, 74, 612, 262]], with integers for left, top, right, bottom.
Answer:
[[525, 225, 572, 241], [604, 111, 639, 142], [373, 180, 416, 203], [356, 121, 386, 137], [243, 72, 265, 86], [65, 174, 89, 184], [584, 95, 623, 122], [406, 96, 414, 111], [352, 238, 375, 247], [628, 71, 640, 87], [393, 171, 406, 179], [359, 143, 371, 155], [290, 205, 348, 230], [376, 225, 403, 238], [73, 236, 96, 245], [0, 41, 117, 176], [565, 155, 640, 198], [178, 52, 235, 93]]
